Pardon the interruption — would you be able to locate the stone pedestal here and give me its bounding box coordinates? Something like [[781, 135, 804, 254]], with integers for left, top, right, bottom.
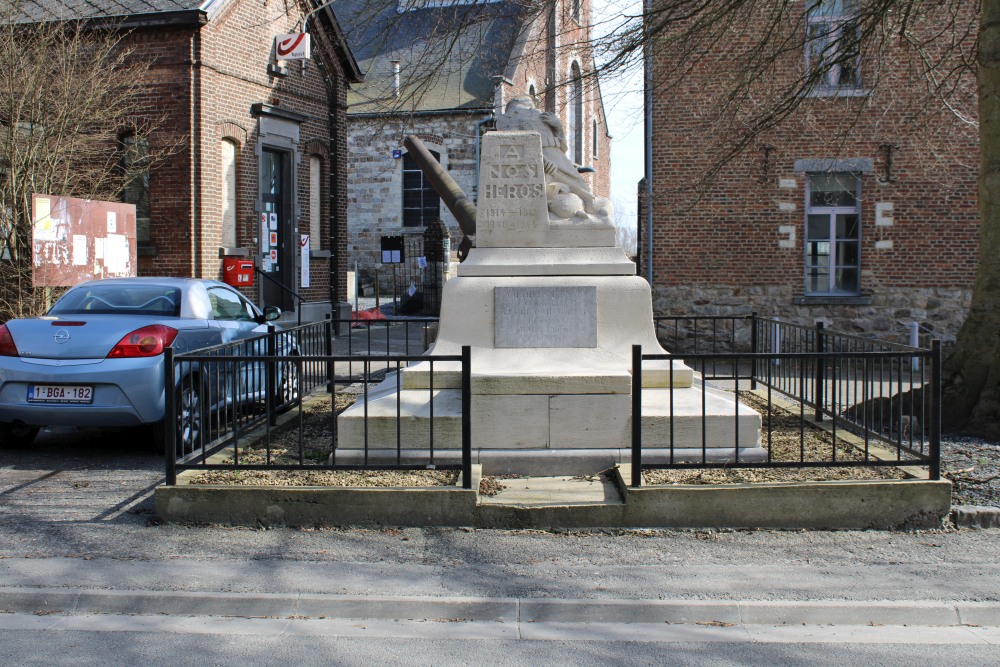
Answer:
[[339, 131, 761, 473]]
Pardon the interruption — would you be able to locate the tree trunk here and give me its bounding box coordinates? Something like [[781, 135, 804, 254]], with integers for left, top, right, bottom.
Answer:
[[942, 0, 1000, 437]]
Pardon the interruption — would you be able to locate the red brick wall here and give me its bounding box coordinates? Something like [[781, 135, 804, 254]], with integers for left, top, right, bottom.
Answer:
[[507, 0, 612, 197], [647, 1, 979, 339], [125, 0, 352, 305]]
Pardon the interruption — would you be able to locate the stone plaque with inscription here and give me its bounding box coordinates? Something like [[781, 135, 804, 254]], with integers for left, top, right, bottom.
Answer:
[[494, 286, 597, 348], [476, 132, 550, 248]]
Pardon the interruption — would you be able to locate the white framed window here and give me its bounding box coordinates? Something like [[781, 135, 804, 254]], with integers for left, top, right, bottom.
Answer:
[[309, 155, 322, 250], [592, 118, 599, 159], [806, 0, 860, 91], [221, 139, 237, 249], [805, 172, 860, 295]]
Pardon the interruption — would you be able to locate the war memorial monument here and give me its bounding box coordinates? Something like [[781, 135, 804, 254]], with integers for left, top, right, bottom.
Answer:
[[339, 97, 762, 473]]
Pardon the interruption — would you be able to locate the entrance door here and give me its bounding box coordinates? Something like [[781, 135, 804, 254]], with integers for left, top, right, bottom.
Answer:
[[261, 149, 292, 311]]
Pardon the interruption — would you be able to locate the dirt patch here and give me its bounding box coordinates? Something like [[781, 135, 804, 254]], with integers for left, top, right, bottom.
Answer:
[[188, 393, 458, 488], [642, 391, 910, 486], [478, 476, 507, 497], [191, 389, 915, 489], [191, 465, 458, 488]]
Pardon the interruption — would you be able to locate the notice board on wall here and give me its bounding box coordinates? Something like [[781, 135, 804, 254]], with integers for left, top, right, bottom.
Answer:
[[31, 194, 137, 287]]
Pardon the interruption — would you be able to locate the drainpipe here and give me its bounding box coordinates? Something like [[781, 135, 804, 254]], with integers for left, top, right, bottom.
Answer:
[[190, 29, 203, 278], [643, 0, 653, 285]]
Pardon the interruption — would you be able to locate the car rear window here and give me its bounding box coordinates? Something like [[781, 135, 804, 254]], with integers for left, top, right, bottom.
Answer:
[[49, 286, 182, 317]]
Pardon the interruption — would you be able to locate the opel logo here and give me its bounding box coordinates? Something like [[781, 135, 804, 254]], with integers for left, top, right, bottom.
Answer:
[[53, 329, 71, 344]]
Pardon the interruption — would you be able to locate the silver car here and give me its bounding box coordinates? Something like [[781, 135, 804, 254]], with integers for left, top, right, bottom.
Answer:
[[0, 277, 297, 451]]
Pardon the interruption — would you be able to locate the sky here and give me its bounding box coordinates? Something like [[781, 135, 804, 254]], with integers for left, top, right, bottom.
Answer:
[[594, 0, 645, 244]]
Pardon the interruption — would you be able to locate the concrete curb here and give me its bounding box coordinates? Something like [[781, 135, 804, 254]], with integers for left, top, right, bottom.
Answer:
[[2, 587, 999, 627], [156, 467, 952, 530], [952, 505, 1000, 529]]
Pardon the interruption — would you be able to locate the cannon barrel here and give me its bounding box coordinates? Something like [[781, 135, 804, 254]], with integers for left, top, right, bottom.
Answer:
[[402, 135, 476, 236]]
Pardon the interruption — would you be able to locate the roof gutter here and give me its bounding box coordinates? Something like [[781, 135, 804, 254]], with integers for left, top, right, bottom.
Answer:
[[77, 11, 209, 30], [348, 108, 494, 119]]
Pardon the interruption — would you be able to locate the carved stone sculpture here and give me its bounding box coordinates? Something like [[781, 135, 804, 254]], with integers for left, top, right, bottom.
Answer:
[[496, 95, 612, 223]]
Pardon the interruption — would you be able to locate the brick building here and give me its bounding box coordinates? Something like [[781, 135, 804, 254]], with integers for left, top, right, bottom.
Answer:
[[14, 0, 362, 319], [338, 0, 611, 281], [643, 1, 979, 341]]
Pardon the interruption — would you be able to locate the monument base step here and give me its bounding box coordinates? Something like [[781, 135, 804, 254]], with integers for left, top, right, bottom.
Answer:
[[328, 447, 768, 476], [337, 378, 761, 452], [400, 360, 694, 392]]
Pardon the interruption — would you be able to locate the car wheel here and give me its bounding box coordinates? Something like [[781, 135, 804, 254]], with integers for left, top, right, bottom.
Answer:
[[176, 379, 207, 455], [276, 354, 301, 414], [0, 422, 40, 449]]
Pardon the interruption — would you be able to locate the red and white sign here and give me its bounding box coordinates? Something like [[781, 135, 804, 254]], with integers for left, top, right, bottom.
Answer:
[[300, 234, 310, 288], [275, 33, 310, 60]]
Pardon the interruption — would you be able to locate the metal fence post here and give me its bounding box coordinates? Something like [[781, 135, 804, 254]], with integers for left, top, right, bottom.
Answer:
[[266, 324, 277, 426], [164, 347, 177, 486], [750, 311, 758, 390], [930, 339, 942, 480], [815, 321, 825, 422], [461, 345, 472, 490], [324, 313, 334, 393], [631, 344, 642, 488]]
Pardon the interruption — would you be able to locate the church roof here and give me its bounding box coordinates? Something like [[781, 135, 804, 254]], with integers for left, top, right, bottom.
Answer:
[[338, 0, 527, 114]]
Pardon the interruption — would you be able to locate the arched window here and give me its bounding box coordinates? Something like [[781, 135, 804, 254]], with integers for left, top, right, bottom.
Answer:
[[309, 155, 322, 249], [119, 133, 151, 244], [221, 139, 238, 248], [567, 63, 584, 165], [402, 149, 441, 228]]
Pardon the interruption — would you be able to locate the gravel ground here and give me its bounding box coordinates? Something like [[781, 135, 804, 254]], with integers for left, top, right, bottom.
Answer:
[[941, 434, 1000, 507]]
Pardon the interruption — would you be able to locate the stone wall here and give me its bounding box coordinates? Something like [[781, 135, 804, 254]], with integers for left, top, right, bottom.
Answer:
[[653, 285, 972, 345], [347, 113, 486, 277]]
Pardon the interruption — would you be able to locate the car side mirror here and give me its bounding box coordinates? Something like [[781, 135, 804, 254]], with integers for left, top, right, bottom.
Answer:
[[262, 306, 282, 322]]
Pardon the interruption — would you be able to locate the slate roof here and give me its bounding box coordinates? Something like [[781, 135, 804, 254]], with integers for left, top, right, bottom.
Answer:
[[6, 0, 217, 24], [4, 0, 362, 80], [338, 0, 527, 114]]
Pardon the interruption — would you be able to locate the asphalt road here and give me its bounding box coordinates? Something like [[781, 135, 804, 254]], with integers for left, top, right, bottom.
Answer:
[[1, 427, 999, 664]]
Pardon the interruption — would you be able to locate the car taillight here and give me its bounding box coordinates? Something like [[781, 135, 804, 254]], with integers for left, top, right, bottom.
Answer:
[[107, 325, 178, 358], [0, 324, 18, 357]]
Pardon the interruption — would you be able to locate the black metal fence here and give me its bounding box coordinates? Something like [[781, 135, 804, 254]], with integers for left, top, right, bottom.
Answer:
[[162, 320, 471, 488], [332, 316, 438, 380], [161, 312, 940, 491], [633, 315, 941, 487]]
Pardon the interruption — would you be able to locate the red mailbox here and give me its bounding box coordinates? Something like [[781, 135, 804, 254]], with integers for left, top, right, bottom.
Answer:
[[222, 258, 254, 287]]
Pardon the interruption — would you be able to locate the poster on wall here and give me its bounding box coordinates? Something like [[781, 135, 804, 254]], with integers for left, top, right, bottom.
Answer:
[[300, 234, 310, 288], [31, 194, 137, 287]]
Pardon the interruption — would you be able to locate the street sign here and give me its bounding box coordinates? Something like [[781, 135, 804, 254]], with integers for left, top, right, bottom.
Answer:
[[275, 33, 310, 60]]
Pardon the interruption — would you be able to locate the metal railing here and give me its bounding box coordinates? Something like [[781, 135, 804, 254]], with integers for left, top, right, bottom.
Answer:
[[630, 337, 941, 487], [331, 316, 439, 380], [162, 322, 471, 488], [162, 311, 940, 491], [254, 267, 305, 326]]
